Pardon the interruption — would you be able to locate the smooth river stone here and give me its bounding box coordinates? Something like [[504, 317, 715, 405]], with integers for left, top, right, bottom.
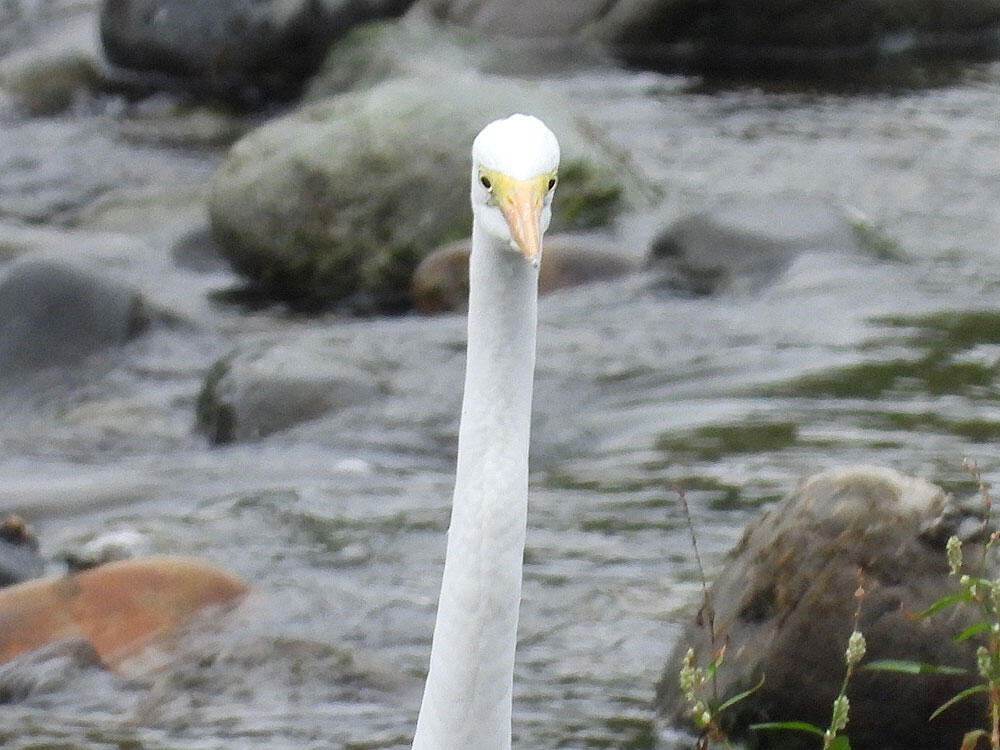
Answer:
[[0, 556, 247, 667]]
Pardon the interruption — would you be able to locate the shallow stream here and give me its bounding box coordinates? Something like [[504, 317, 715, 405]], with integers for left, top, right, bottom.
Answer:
[[1, 4, 1000, 747]]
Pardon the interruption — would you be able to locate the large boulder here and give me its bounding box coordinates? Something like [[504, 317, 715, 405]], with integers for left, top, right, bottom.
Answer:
[[657, 466, 986, 750], [413, 0, 1000, 78], [598, 0, 1000, 74], [99, 0, 416, 103], [0, 260, 150, 381], [196, 338, 381, 444], [648, 197, 863, 295], [208, 76, 627, 311]]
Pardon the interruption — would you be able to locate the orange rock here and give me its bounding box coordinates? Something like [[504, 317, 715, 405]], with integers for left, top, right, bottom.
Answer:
[[0, 556, 247, 666]]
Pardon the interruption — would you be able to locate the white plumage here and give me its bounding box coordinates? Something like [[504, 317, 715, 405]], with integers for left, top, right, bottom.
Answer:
[[413, 114, 560, 750]]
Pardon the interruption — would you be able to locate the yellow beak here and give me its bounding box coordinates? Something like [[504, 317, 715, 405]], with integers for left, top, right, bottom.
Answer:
[[494, 174, 550, 266]]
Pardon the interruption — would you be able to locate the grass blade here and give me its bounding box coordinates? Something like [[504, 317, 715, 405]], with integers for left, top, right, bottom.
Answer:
[[863, 659, 968, 676], [750, 720, 825, 737], [915, 591, 974, 618], [717, 676, 765, 713], [929, 684, 989, 721], [953, 622, 990, 643]]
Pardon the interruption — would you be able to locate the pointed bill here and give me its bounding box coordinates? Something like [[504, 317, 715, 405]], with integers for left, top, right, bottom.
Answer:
[[495, 174, 551, 266]]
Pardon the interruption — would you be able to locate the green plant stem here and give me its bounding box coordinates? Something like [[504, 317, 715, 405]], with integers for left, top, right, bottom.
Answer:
[[677, 486, 718, 699], [991, 682, 999, 750], [964, 458, 1000, 750]]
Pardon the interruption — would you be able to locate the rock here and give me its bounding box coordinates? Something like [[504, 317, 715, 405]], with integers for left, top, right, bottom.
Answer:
[[0, 11, 101, 116], [0, 260, 150, 380], [414, 0, 612, 39], [600, 0, 1000, 76], [415, 0, 1000, 80], [0, 637, 103, 704], [305, 17, 485, 98], [99, 0, 416, 103], [306, 15, 608, 98], [59, 529, 155, 573], [0, 515, 43, 587], [0, 48, 100, 116], [657, 466, 986, 750], [412, 234, 637, 313], [196, 338, 381, 444], [648, 197, 861, 295], [0, 556, 248, 667], [115, 102, 249, 148], [209, 77, 628, 311], [171, 226, 231, 273]]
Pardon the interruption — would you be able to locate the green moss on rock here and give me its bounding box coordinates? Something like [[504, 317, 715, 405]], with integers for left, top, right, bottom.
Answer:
[[209, 77, 630, 311]]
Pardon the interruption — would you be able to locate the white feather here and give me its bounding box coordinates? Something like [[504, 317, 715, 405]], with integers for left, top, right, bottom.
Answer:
[[413, 114, 560, 750]]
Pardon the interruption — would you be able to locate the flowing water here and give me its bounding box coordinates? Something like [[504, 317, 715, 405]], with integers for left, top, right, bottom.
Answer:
[[1, 4, 1000, 747]]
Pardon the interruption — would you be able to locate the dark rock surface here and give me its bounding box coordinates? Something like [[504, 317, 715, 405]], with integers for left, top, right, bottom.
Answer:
[[0, 516, 43, 588], [99, 0, 416, 103], [414, 0, 1000, 81]]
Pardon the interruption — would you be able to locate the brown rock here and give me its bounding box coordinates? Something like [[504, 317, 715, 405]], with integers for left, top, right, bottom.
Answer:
[[0, 556, 247, 667], [412, 234, 636, 313]]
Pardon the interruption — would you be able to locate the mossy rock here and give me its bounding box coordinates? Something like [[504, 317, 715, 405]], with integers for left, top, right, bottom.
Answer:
[[208, 77, 628, 311]]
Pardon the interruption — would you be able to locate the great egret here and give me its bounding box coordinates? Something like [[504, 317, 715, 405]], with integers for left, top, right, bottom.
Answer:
[[412, 114, 560, 749]]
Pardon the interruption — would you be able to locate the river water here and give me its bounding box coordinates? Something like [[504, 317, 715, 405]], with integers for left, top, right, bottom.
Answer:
[[1, 4, 1000, 748]]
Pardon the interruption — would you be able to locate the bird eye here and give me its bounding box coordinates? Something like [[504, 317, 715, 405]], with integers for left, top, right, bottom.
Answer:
[[480, 175, 492, 190], [547, 177, 557, 191]]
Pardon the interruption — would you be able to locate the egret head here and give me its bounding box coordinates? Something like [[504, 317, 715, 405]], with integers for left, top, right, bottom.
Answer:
[[472, 114, 560, 266]]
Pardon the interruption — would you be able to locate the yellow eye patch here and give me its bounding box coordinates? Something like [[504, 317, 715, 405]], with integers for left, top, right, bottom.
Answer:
[[476, 168, 557, 263], [478, 168, 557, 209]]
